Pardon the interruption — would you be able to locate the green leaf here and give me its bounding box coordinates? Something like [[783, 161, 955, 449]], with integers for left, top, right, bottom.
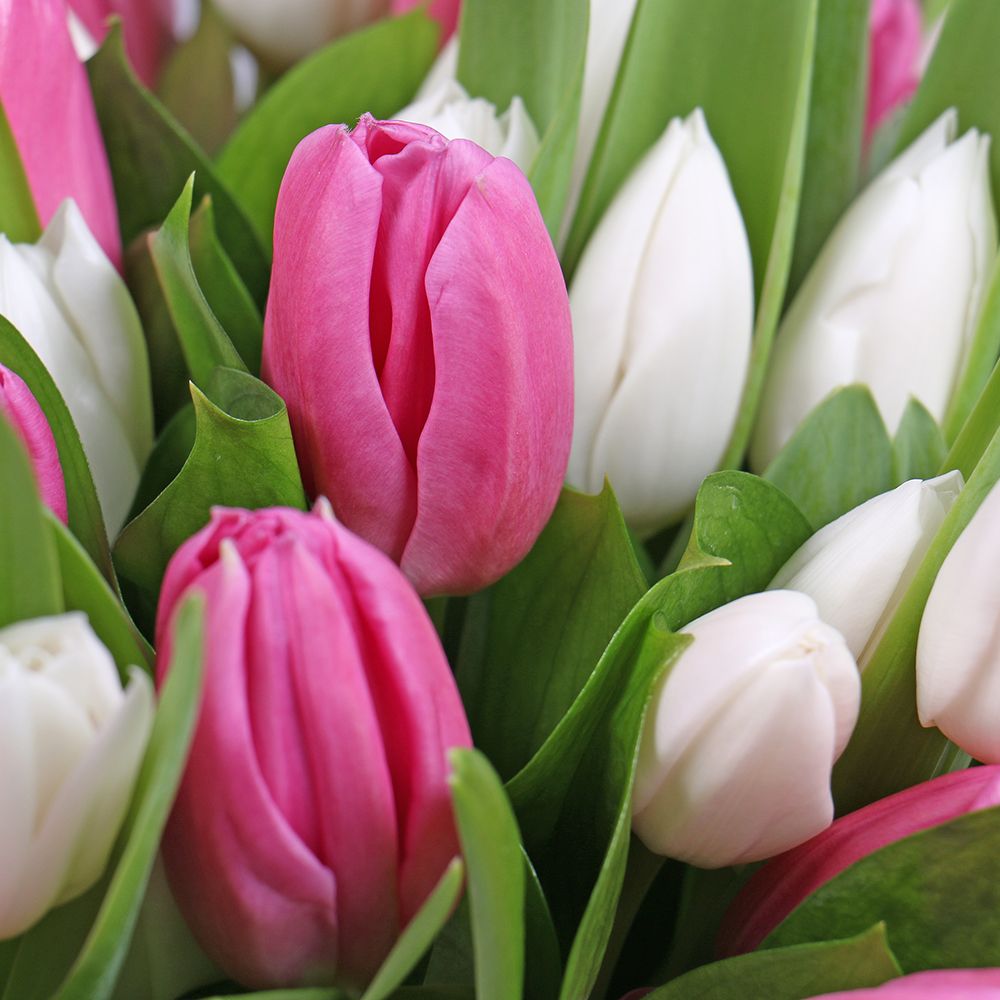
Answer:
[[217, 12, 438, 251], [52, 595, 205, 1000], [893, 399, 948, 484], [88, 23, 270, 301], [765, 807, 1000, 972], [201, 992, 346, 1000], [456, 485, 647, 780], [0, 98, 41, 242], [764, 386, 894, 530], [649, 925, 900, 999], [449, 750, 526, 1000]]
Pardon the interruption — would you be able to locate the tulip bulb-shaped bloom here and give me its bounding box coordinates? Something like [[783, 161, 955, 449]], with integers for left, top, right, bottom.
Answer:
[[0, 200, 154, 537], [0, 613, 154, 938], [769, 473, 961, 660], [394, 79, 540, 175], [753, 110, 996, 470], [918, 478, 1000, 761], [866, 0, 922, 143], [263, 116, 573, 596], [632, 591, 860, 868], [718, 766, 1000, 956], [0, 363, 67, 522], [156, 505, 473, 990], [568, 109, 754, 535]]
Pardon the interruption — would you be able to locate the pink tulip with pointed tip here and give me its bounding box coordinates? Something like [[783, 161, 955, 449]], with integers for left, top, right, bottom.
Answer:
[[718, 767, 1000, 958], [391, 0, 460, 43], [155, 505, 472, 991], [0, 0, 120, 266], [866, 0, 922, 144], [262, 115, 573, 596], [0, 364, 67, 523], [809, 968, 1000, 999]]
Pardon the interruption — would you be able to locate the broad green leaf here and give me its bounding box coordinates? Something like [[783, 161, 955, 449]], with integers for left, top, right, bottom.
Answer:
[[456, 485, 646, 780], [129, 405, 197, 520], [449, 750, 525, 1000], [88, 24, 270, 301], [52, 596, 205, 1000], [202, 993, 345, 1000], [893, 400, 948, 484], [764, 386, 894, 530], [217, 13, 438, 250], [766, 807, 1000, 972], [649, 925, 899, 999], [0, 98, 41, 242]]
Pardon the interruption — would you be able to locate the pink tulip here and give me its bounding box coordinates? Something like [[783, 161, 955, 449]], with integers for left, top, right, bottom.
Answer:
[[808, 968, 1000, 998], [262, 115, 573, 596], [0, 363, 68, 523], [155, 504, 472, 990], [718, 767, 1000, 957], [866, 0, 922, 144], [391, 0, 460, 43]]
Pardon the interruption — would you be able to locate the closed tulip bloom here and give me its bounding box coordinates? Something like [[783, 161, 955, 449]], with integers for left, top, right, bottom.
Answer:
[[866, 0, 922, 144], [394, 79, 540, 175], [568, 109, 754, 535], [632, 591, 860, 868], [156, 505, 473, 990], [918, 478, 1000, 762], [0, 363, 68, 523], [0, 200, 153, 538], [718, 766, 1000, 956], [391, 0, 459, 43], [753, 110, 996, 470], [769, 473, 961, 660], [263, 116, 573, 596], [809, 968, 1000, 999], [0, 612, 154, 939]]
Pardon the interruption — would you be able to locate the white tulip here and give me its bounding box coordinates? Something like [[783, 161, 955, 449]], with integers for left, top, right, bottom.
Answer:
[[632, 591, 860, 868], [0, 613, 154, 939], [752, 109, 996, 471], [395, 79, 540, 174], [0, 200, 154, 537], [918, 478, 1000, 762], [769, 473, 962, 661], [567, 109, 754, 535]]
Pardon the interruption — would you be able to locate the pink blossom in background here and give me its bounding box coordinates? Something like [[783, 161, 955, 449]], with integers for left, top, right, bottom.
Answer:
[[391, 0, 460, 43], [808, 968, 1000, 999], [866, 0, 922, 143]]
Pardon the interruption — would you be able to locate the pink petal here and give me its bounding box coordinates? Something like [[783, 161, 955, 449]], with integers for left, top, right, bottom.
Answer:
[[809, 968, 1000, 999], [866, 0, 922, 143], [391, 0, 460, 43]]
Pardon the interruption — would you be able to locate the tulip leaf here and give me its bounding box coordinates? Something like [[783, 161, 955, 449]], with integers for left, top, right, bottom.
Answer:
[[449, 749, 526, 1000], [0, 98, 41, 243], [763, 386, 894, 531], [893, 400, 948, 484], [52, 595, 205, 1000], [202, 992, 347, 1000], [456, 484, 647, 781], [217, 12, 438, 252], [88, 23, 270, 302], [647, 924, 900, 999], [765, 806, 1000, 972]]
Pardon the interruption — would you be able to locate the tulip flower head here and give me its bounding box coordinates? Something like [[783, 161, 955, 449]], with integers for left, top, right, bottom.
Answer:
[[866, 0, 923, 144], [810, 968, 1000, 999], [391, 0, 459, 43], [632, 591, 860, 868], [156, 504, 473, 990], [263, 115, 573, 596], [0, 613, 154, 939]]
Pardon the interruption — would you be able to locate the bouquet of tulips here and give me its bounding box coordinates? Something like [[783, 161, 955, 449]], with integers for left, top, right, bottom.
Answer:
[[4, 0, 1000, 997]]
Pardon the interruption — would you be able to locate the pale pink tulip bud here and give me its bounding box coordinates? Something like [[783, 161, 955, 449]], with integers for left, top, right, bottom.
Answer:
[[866, 0, 922, 143], [262, 115, 573, 596], [155, 505, 473, 991]]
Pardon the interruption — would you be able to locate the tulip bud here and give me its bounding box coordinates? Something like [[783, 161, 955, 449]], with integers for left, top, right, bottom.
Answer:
[[0, 612, 154, 939], [769, 473, 961, 660], [394, 79, 540, 175], [632, 591, 860, 868], [753, 110, 996, 470], [262, 115, 573, 596], [809, 969, 1000, 999], [390, 0, 459, 44], [917, 478, 1000, 762], [156, 505, 473, 990], [567, 109, 754, 535], [866, 0, 922, 144], [0, 363, 68, 523], [718, 766, 1000, 956], [0, 200, 154, 537]]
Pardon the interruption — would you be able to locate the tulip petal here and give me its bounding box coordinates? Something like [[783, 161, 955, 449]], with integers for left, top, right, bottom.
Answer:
[[390, 0, 459, 40], [813, 966, 1000, 999]]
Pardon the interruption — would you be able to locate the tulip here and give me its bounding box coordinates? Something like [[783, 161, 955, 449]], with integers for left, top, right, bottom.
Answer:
[[769, 473, 961, 660], [752, 110, 996, 470], [567, 109, 754, 535], [390, 0, 459, 43], [0, 200, 153, 538], [394, 79, 540, 175], [809, 969, 1000, 999], [155, 504, 473, 990], [0, 0, 120, 266], [632, 591, 860, 868], [0, 363, 68, 523], [262, 115, 573, 596], [0, 612, 154, 939], [917, 478, 1000, 762], [717, 766, 1000, 956], [866, 0, 922, 144]]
